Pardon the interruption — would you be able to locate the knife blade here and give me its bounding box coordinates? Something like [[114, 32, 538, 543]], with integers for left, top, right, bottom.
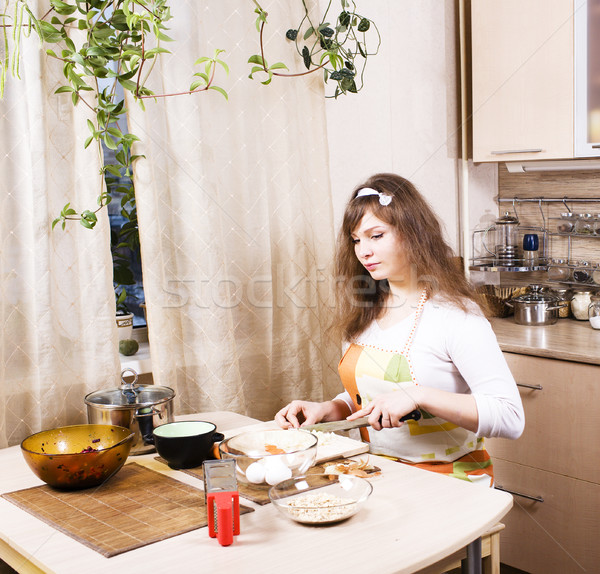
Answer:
[[303, 409, 421, 433]]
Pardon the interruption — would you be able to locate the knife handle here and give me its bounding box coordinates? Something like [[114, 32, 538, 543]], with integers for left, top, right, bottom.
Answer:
[[399, 409, 421, 422]]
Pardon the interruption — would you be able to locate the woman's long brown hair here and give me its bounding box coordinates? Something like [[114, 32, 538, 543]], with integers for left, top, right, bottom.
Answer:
[[332, 173, 487, 341]]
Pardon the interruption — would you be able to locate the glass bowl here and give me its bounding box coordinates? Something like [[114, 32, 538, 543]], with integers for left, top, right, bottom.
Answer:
[[20, 424, 135, 490], [218, 429, 318, 487], [269, 473, 373, 524]]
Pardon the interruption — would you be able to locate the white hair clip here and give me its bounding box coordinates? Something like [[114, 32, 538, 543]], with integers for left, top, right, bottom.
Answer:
[[356, 187, 392, 206]]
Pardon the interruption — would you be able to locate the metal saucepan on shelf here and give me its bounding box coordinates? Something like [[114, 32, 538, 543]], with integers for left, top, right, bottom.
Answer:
[[84, 368, 175, 455], [506, 284, 567, 326]]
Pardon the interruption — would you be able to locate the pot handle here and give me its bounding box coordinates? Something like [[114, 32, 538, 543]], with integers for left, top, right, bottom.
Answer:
[[546, 303, 568, 311]]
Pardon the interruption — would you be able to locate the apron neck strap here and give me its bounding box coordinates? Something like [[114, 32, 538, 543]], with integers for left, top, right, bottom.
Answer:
[[401, 288, 428, 355]]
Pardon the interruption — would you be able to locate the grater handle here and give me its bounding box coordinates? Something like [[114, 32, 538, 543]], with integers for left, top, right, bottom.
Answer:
[[216, 500, 234, 547]]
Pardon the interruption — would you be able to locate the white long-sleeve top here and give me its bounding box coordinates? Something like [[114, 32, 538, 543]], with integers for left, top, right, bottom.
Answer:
[[335, 298, 525, 440]]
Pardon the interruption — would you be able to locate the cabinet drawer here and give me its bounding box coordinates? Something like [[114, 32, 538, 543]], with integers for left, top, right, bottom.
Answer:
[[486, 353, 600, 483], [493, 458, 600, 574]]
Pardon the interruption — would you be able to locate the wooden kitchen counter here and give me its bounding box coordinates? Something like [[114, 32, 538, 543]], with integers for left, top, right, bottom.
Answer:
[[0, 412, 512, 574], [490, 316, 600, 365]]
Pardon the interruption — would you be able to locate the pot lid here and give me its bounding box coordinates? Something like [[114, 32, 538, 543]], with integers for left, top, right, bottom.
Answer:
[[511, 284, 561, 303], [495, 211, 519, 225], [84, 368, 175, 409]]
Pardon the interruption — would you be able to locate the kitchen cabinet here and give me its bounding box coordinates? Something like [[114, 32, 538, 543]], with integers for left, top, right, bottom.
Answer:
[[471, 0, 600, 162], [486, 352, 600, 573]]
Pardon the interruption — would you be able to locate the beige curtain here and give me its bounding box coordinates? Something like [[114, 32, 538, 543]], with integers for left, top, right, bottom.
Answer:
[[128, 0, 341, 420], [0, 1, 120, 447]]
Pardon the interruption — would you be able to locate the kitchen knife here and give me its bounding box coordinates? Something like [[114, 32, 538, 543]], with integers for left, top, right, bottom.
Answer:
[[303, 409, 421, 433]]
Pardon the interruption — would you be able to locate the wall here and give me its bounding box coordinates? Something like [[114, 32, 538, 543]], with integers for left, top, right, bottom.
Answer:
[[323, 0, 497, 257]]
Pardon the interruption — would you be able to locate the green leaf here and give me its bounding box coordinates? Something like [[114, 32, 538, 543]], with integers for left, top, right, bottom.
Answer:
[[248, 54, 265, 66], [54, 85, 75, 94], [248, 65, 264, 80], [357, 18, 370, 32], [215, 59, 229, 75], [37, 21, 63, 43], [144, 47, 171, 57], [208, 85, 228, 100], [302, 46, 311, 69], [107, 127, 123, 139], [103, 134, 118, 150], [118, 77, 138, 92], [269, 62, 288, 71], [303, 27, 314, 40], [84, 135, 94, 149], [105, 165, 122, 177], [190, 80, 206, 91]]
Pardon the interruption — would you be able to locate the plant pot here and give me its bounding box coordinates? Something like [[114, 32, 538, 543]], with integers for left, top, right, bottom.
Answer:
[[116, 312, 134, 341]]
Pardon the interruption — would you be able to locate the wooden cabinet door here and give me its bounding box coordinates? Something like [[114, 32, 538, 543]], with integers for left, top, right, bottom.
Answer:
[[492, 459, 600, 574], [487, 352, 600, 483], [471, 0, 574, 162]]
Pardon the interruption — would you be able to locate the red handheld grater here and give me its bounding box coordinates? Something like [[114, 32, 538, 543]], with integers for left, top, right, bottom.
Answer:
[[203, 459, 240, 546]]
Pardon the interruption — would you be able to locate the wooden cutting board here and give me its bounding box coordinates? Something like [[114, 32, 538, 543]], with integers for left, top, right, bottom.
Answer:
[[222, 420, 369, 463]]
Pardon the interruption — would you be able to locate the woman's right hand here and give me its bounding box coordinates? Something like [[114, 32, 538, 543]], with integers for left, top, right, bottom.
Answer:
[[275, 400, 350, 429]]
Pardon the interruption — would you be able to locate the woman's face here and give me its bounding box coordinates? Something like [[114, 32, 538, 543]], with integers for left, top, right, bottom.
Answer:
[[351, 211, 411, 285]]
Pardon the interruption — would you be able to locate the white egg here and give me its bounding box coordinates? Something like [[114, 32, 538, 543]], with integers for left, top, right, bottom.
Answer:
[[245, 461, 266, 484], [265, 462, 292, 485]]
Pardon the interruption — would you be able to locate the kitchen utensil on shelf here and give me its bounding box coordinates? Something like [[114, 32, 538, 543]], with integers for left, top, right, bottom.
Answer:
[[203, 459, 240, 546], [557, 212, 576, 233], [85, 368, 175, 455], [482, 212, 520, 263], [507, 284, 566, 326], [218, 429, 318, 488], [269, 474, 373, 525], [20, 424, 134, 489], [588, 294, 600, 329], [575, 213, 594, 235], [303, 410, 421, 433], [522, 233, 539, 263], [547, 259, 571, 282], [153, 421, 224, 469]]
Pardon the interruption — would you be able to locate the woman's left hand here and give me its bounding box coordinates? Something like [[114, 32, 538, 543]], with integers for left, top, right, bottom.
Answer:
[[347, 388, 419, 430]]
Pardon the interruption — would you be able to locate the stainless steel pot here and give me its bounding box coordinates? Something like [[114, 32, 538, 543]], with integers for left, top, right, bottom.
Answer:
[[85, 369, 175, 455], [507, 284, 566, 326]]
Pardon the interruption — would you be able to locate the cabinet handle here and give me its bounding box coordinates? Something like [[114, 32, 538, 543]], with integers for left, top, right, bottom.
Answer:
[[592, 144, 600, 149], [490, 148, 543, 155], [495, 484, 544, 503], [516, 382, 543, 390]]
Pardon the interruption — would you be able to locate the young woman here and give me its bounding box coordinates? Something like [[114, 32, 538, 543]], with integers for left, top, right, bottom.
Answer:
[[275, 173, 524, 485]]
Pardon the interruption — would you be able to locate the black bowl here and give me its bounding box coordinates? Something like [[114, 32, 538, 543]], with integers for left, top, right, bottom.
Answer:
[[153, 421, 224, 469]]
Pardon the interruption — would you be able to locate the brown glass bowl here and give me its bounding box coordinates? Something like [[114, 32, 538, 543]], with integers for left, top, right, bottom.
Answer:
[[20, 424, 135, 490]]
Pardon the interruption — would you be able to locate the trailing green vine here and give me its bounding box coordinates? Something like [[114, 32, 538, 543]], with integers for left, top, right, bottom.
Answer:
[[1, 0, 379, 313], [248, 0, 380, 97]]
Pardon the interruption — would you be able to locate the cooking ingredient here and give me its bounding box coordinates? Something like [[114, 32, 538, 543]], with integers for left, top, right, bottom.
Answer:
[[264, 457, 292, 485], [590, 316, 600, 329], [322, 457, 380, 478], [284, 493, 357, 523], [119, 339, 139, 356], [571, 291, 593, 320], [264, 444, 285, 455], [245, 461, 266, 484], [575, 214, 594, 234], [309, 430, 335, 446], [573, 267, 591, 283]]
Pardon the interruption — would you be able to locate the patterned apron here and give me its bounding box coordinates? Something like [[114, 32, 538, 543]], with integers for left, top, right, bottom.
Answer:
[[338, 290, 493, 485]]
